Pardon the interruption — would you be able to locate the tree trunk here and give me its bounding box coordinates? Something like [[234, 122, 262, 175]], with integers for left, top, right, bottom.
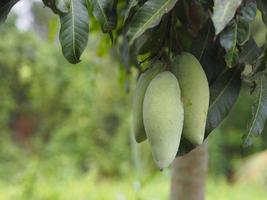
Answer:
[[170, 143, 208, 200]]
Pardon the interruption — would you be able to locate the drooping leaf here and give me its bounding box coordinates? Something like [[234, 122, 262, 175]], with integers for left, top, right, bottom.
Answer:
[[239, 37, 262, 65], [205, 68, 241, 137], [237, 18, 250, 45], [212, 0, 242, 34], [220, 22, 238, 67], [220, 23, 237, 50], [244, 75, 267, 146], [255, 45, 267, 74], [138, 15, 169, 55], [91, 0, 116, 33], [257, 0, 267, 26], [225, 48, 239, 68], [191, 20, 214, 61], [124, 0, 138, 24], [127, 0, 178, 45], [240, 0, 257, 22], [59, 0, 89, 64], [191, 20, 225, 83], [0, 0, 20, 23]]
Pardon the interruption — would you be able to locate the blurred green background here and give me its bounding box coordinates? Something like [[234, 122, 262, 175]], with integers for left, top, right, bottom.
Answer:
[[1, 1, 267, 200]]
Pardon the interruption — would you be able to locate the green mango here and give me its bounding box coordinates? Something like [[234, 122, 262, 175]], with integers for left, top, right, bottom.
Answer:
[[132, 61, 164, 143], [172, 52, 209, 145], [143, 71, 184, 169]]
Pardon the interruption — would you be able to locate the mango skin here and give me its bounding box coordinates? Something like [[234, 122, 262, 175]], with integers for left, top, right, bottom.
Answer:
[[172, 52, 209, 145], [132, 62, 164, 143], [143, 71, 184, 169]]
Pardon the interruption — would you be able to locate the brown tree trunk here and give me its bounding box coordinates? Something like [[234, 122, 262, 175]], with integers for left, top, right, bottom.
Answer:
[[170, 143, 208, 200]]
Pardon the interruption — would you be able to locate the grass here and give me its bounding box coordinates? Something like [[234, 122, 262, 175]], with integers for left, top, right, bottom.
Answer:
[[207, 178, 267, 200], [0, 165, 266, 200]]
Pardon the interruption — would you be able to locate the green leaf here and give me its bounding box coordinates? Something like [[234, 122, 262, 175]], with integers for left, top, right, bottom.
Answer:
[[124, 0, 138, 24], [191, 20, 225, 83], [59, 0, 89, 64], [56, 0, 71, 13], [212, 0, 242, 34], [191, 21, 214, 61], [220, 23, 237, 50], [257, 0, 267, 26], [220, 23, 238, 67], [138, 16, 169, 55], [91, 0, 116, 33], [244, 75, 267, 146], [255, 45, 267, 74], [225, 48, 239, 68], [0, 0, 20, 23], [237, 18, 250, 45], [240, 1, 257, 22], [127, 0, 178, 46], [239, 37, 261, 65], [205, 68, 241, 136]]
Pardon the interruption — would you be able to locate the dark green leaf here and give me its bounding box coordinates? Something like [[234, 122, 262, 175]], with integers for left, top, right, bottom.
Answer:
[[220, 23, 238, 67], [138, 16, 169, 55], [124, 0, 138, 24], [239, 37, 261, 65], [220, 23, 237, 50], [225, 49, 239, 68], [91, 0, 116, 33], [237, 18, 250, 45], [59, 0, 89, 64], [127, 0, 178, 45], [255, 45, 267, 73], [240, 0, 257, 22], [175, 0, 191, 25], [212, 0, 242, 34], [176, 26, 193, 52], [191, 20, 225, 83], [198, 0, 213, 8], [205, 68, 241, 136], [191, 20, 214, 61], [244, 75, 267, 146], [0, 0, 20, 23]]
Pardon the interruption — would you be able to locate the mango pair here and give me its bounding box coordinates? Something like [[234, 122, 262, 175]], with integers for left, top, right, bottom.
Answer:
[[132, 52, 209, 169]]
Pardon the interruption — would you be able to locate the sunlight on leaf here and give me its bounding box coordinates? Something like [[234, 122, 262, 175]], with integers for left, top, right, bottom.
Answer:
[[212, 0, 242, 34]]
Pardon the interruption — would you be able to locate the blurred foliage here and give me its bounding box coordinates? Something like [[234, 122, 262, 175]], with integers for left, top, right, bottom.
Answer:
[[208, 86, 267, 178], [0, 19, 137, 183]]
